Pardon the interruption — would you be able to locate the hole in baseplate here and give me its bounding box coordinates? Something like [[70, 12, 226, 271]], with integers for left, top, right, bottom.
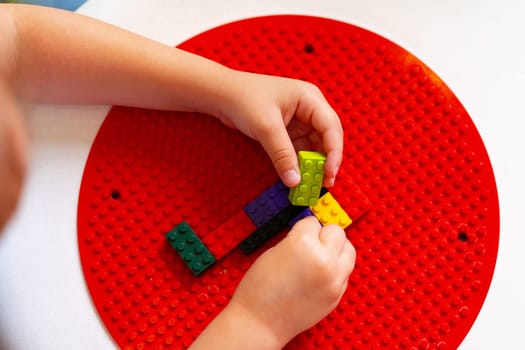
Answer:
[[304, 43, 314, 54], [111, 190, 121, 200], [458, 231, 468, 242]]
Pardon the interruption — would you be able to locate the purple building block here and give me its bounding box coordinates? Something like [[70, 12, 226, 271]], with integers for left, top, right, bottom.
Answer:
[[288, 208, 315, 227], [244, 180, 290, 227]]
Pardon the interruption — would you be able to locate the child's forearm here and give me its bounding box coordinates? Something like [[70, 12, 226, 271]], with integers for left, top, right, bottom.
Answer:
[[2, 4, 231, 116], [189, 302, 286, 350], [1, 4, 344, 189]]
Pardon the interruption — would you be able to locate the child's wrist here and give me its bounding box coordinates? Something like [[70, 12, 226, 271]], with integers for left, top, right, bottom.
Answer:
[[223, 300, 291, 349], [205, 66, 241, 122]]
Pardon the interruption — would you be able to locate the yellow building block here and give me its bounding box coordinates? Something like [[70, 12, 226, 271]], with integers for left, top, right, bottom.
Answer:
[[310, 192, 352, 229]]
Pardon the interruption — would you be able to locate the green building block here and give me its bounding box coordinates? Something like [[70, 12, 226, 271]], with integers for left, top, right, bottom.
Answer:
[[166, 221, 216, 275], [289, 151, 326, 206]]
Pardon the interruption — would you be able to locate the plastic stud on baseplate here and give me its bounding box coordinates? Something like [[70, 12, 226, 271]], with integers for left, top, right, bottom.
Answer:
[[166, 221, 216, 275], [289, 151, 326, 206]]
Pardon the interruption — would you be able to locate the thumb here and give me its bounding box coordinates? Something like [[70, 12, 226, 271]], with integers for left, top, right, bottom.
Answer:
[[257, 122, 300, 187]]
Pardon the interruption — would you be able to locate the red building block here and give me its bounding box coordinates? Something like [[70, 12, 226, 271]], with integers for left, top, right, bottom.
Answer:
[[330, 167, 372, 221], [201, 209, 256, 260]]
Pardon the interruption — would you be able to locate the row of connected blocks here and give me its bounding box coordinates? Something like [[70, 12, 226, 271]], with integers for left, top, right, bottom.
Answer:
[[166, 151, 372, 275]]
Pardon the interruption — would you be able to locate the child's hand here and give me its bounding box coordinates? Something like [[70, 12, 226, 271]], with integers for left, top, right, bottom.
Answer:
[[2, 6, 343, 190], [216, 71, 343, 188], [228, 217, 355, 346], [189, 217, 355, 350]]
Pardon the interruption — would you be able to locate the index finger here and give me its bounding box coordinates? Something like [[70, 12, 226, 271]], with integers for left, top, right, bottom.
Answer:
[[294, 84, 343, 187], [309, 97, 343, 188]]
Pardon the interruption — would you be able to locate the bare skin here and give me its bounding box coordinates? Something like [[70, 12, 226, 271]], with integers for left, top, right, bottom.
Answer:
[[189, 217, 355, 349], [0, 11, 28, 230], [0, 5, 353, 349], [0, 83, 27, 229]]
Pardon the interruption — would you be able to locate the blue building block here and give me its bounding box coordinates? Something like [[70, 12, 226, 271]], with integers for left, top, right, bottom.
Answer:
[[243, 180, 290, 227], [166, 221, 216, 275]]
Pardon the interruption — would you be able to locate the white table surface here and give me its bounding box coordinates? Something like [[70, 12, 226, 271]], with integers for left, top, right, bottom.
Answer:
[[1, 0, 524, 349]]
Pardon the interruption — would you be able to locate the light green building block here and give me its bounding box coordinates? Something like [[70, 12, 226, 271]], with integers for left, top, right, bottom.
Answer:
[[288, 151, 326, 206]]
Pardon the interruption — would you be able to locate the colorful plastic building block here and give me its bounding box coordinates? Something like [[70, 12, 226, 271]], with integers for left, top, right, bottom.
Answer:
[[289, 151, 326, 206], [244, 180, 290, 227], [239, 204, 304, 255], [329, 167, 372, 221], [288, 187, 328, 227], [201, 209, 257, 260], [166, 221, 216, 275], [310, 192, 352, 229]]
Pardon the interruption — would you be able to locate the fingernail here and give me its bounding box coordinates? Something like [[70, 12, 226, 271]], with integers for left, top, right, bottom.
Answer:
[[283, 169, 300, 187]]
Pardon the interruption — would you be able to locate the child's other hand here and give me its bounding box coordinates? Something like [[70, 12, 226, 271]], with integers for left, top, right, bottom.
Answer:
[[228, 217, 356, 346], [216, 71, 343, 188]]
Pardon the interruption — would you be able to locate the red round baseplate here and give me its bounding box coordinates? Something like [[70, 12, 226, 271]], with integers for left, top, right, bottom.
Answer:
[[77, 15, 499, 350]]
